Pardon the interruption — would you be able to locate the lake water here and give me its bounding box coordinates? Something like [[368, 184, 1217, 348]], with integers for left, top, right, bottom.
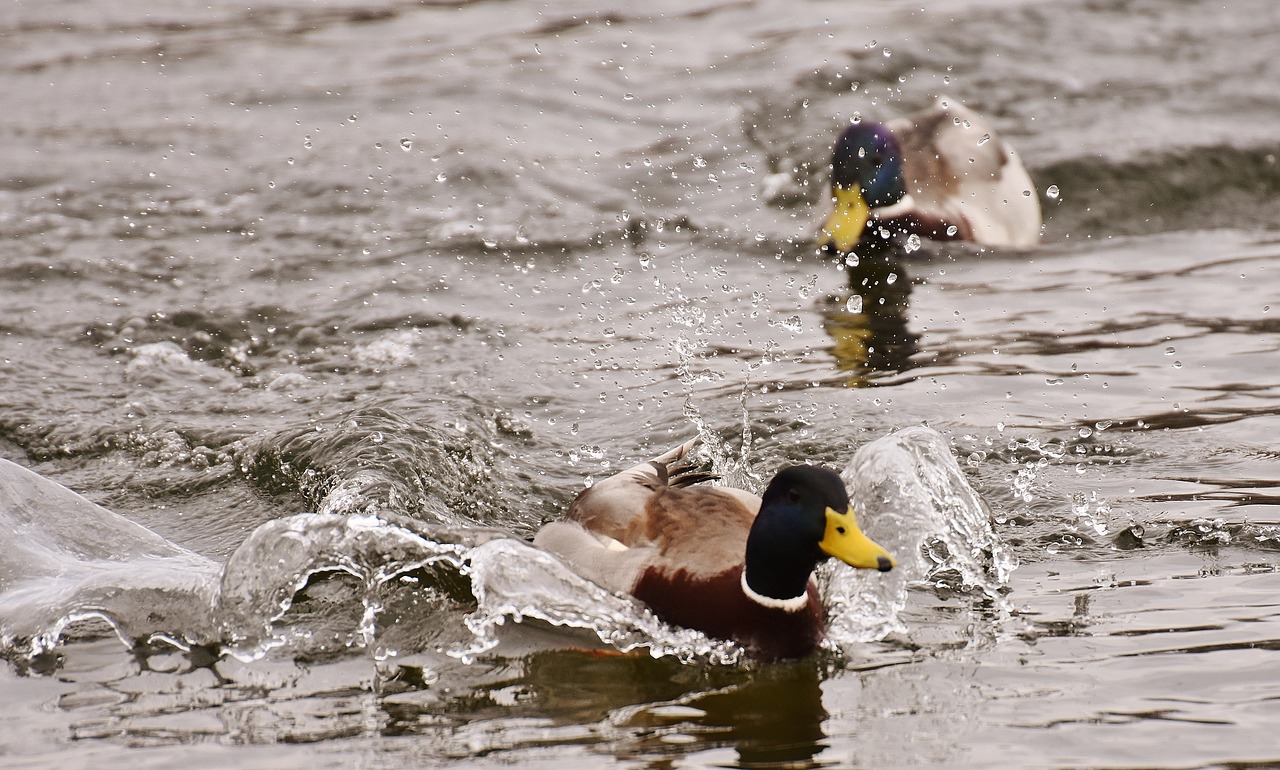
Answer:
[[3, 0, 1280, 767]]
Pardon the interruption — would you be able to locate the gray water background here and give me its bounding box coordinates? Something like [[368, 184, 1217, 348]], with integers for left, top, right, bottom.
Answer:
[[3, 0, 1280, 767]]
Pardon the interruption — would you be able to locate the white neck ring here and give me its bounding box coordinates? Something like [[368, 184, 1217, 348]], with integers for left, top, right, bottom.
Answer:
[[740, 571, 810, 613]]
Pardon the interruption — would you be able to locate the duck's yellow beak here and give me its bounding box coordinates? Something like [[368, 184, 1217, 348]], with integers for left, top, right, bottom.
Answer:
[[819, 185, 871, 254], [820, 506, 894, 572]]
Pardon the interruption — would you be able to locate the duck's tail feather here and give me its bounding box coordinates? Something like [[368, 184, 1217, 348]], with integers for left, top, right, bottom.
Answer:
[[652, 438, 720, 489]]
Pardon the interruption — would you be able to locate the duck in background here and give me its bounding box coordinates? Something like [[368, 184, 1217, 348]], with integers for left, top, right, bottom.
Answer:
[[534, 439, 894, 660], [819, 98, 1042, 260]]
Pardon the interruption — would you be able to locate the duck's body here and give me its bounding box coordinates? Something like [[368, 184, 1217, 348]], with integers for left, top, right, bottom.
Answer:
[[533, 440, 893, 659], [819, 98, 1041, 258]]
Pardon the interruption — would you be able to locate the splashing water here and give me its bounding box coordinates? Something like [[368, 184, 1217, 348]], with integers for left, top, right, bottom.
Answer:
[[459, 538, 742, 665], [2, 427, 1010, 666], [826, 427, 1015, 645], [0, 459, 220, 656]]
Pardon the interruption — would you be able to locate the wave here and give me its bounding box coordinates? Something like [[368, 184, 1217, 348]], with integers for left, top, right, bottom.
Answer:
[[1037, 144, 1280, 239]]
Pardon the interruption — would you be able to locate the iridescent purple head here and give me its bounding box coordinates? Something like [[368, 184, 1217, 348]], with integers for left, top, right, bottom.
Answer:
[[831, 122, 907, 209]]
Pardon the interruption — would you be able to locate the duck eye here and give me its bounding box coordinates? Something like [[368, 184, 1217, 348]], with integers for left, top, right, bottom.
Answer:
[[836, 526, 847, 534]]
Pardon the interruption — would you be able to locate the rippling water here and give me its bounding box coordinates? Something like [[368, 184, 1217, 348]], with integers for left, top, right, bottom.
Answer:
[[3, 0, 1280, 767]]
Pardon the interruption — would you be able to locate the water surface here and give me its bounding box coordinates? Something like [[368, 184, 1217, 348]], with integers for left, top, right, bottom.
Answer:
[[3, 0, 1280, 767]]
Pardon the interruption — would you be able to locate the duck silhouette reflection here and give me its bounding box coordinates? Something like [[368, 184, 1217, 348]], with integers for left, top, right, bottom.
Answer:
[[821, 244, 920, 380]]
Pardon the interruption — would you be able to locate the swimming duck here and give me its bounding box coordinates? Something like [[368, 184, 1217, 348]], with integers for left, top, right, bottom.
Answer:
[[819, 98, 1041, 257], [533, 439, 894, 660]]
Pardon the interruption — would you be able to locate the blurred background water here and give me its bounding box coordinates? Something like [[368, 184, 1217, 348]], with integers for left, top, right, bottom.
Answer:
[[2, 0, 1280, 767]]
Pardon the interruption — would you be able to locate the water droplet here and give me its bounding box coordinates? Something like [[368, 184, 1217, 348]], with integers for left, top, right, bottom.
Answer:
[[775, 315, 803, 332], [977, 133, 990, 146], [846, 295, 863, 313], [623, 93, 635, 101], [945, 225, 958, 236], [1164, 346, 1176, 355], [904, 233, 922, 252], [844, 253, 860, 267], [1172, 360, 1183, 369], [886, 272, 898, 284], [303, 135, 313, 149], [1046, 185, 1060, 199], [400, 138, 413, 151]]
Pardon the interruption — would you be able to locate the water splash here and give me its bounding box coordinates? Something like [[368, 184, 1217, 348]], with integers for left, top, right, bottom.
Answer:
[[458, 538, 742, 665], [213, 512, 494, 660], [0, 459, 220, 657], [826, 427, 1015, 645], [2, 427, 1012, 667]]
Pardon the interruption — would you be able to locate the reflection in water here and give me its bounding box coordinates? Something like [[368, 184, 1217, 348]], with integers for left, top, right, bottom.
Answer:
[[689, 660, 827, 767], [392, 650, 830, 766], [822, 249, 919, 380]]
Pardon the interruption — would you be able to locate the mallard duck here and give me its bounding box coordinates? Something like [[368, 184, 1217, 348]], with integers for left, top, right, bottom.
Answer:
[[818, 98, 1041, 256], [533, 439, 894, 660]]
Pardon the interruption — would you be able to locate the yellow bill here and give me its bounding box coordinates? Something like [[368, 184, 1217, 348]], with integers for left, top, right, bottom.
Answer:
[[819, 185, 871, 254], [820, 506, 894, 571]]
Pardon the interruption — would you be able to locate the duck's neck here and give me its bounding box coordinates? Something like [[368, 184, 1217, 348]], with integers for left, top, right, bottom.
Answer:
[[742, 531, 820, 612]]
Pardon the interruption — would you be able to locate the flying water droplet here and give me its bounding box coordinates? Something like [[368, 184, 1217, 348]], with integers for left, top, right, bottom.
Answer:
[[846, 295, 864, 313], [1046, 185, 1060, 200], [904, 234, 922, 252], [399, 138, 413, 151]]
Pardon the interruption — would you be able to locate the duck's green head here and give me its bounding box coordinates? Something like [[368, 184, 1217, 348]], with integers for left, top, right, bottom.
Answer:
[[745, 465, 895, 602], [819, 122, 908, 254]]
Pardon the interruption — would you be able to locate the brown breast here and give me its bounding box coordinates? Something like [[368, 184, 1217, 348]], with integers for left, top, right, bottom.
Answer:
[[633, 565, 825, 660]]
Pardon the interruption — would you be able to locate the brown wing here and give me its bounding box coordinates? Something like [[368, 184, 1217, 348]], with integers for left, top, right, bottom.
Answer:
[[565, 438, 702, 545], [640, 485, 758, 579]]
